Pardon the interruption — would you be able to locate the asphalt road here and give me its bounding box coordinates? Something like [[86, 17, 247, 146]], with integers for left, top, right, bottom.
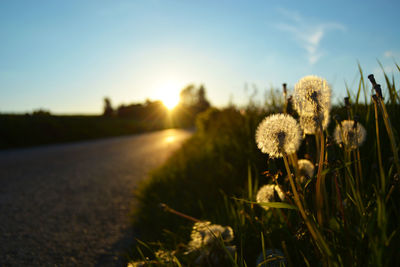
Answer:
[[0, 129, 192, 266]]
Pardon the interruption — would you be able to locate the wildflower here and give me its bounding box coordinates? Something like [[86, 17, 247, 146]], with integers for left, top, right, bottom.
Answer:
[[334, 120, 366, 150], [256, 184, 285, 210], [187, 221, 236, 265], [188, 221, 234, 251], [255, 114, 302, 158], [299, 109, 330, 135], [297, 159, 315, 183], [293, 75, 331, 117]]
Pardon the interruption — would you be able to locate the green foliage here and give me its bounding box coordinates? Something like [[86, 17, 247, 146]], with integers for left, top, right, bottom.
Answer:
[[129, 65, 400, 266], [132, 108, 264, 241]]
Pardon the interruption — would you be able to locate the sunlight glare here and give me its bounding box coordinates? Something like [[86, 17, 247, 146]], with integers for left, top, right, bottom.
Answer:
[[164, 135, 176, 143], [158, 81, 181, 110]]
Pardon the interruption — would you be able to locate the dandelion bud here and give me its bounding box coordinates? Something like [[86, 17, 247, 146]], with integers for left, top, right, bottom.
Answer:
[[353, 115, 360, 129], [286, 96, 294, 114], [368, 74, 377, 86], [255, 114, 302, 158], [334, 120, 366, 150], [368, 74, 383, 99], [282, 83, 287, 95], [333, 114, 341, 123], [344, 97, 350, 108], [282, 83, 287, 90]]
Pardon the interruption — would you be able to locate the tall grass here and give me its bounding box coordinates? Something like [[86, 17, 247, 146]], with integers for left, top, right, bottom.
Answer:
[[128, 66, 400, 266]]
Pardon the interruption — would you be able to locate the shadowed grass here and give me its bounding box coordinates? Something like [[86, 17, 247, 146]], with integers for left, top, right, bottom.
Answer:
[[129, 66, 400, 266]]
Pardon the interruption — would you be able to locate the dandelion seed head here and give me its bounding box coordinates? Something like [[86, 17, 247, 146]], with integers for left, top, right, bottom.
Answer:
[[297, 159, 315, 183], [293, 75, 331, 117], [188, 221, 234, 251], [334, 120, 367, 150], [255, 114, 302, 158], [298, 159, 315, 178], [299, 109, 330, 135], [256, 184, 285, 211]]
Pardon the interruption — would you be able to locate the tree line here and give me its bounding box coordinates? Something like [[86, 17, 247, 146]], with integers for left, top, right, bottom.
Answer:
[[103, 84, 211, 128]]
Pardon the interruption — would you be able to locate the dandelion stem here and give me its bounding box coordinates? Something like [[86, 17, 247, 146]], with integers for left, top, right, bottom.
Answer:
[[368, 74, 400, 177], [283, 154, 333, 262], [159, 203, 201, 222], [356, 149, 363, 187], [385, 185, 395, 203], [378, 98, 400, 176], [373, 97, 386, 190], [316, 126, 326, 225], [344, 152, 365, 215], [315, 134, 320, 160], [283, 83, 288, 114], [353, 150, 361, 192], [334, 174, 346, 227]]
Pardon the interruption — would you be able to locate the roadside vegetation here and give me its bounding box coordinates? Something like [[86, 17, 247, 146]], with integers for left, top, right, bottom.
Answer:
[[0, 84, 210, 149], [128, 65, 400, 266]]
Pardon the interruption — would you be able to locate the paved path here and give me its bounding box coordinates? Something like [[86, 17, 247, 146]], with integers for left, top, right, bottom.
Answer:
[[0, 129, 192, 266]]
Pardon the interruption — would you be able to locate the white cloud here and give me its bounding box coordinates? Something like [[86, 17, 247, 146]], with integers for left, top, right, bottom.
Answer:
[[276, 7, 346, 65], [384, 50, 400, 59]]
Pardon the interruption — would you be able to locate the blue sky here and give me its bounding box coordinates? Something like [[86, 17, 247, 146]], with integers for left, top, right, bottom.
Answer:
[[1, 0, 399, 114]]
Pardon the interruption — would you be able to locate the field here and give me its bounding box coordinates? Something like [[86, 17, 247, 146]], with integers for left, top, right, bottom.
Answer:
[[128, 68, 400, 266]]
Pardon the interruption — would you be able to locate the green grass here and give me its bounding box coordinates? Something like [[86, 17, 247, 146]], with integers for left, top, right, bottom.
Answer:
[[129, 67, 400, 266]]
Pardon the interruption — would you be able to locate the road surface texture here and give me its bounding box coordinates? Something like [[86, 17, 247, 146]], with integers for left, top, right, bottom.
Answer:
[[0, 129, 192, 266]]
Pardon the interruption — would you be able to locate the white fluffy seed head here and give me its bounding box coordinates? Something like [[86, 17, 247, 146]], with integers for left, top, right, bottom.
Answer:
[[299, 109, 330, 135], [255, 114, 302, 158], [188, 221, 234, 251], [297, 159, 315, 183], [256, 184, 285, 211], [293, 75, 331, 117], [334, 120, 366, 150]]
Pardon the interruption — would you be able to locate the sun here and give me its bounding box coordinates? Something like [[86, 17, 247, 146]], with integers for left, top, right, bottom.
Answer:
[[158, 82, 181, 110]]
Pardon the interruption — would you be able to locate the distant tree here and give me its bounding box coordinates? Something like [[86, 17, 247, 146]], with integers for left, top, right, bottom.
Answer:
[[103, 97, 114, 117], [179, 85, 196, 107], [173, 84, 211, 127], [115, 100, 168, 129], [178, 84, 211, 111], [32, 109, 51, 116], [196, 84, 211, 111]]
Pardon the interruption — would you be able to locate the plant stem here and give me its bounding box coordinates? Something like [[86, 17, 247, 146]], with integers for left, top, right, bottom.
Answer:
[[283, 155, 334, 262], [373, 98, 386, 190], [316, 126, 326, 225], [356, 149, 363, 188], [353, 150, 361, 192], [159, 203, 201, 222], [378, 98, 400, 177], [334, 174, 346, 227]]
